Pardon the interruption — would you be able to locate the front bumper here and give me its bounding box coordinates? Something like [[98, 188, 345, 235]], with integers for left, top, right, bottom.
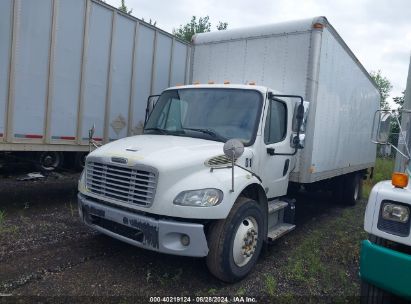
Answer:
[[78, 194, 209, 257], [359, 240, 411, 299]]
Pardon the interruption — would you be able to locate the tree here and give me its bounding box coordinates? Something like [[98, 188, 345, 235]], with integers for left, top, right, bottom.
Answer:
[[173, 16, 228, 42], [370, 70, 393, 110], [393, 91, 405, 111], [216, 21, 228, 31], [142, 18, 157, 27], [118, 0, 132, 15]]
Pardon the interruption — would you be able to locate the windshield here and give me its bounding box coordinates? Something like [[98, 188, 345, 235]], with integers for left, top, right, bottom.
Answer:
[[144, 88, 263, 145]]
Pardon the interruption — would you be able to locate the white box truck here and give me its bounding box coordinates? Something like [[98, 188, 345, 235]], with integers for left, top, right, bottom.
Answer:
[[0, 0, 190, 171], [360, 57, 411, 302], [78, 16, 380, 282]]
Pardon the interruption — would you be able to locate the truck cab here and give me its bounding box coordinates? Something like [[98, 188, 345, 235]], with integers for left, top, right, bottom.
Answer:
[[360, 109, 411, 301], [78, 84, 306, 282]]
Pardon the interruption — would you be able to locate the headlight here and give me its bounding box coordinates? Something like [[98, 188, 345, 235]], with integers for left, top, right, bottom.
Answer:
[[173, 189, 223, 207], [382, 202, 410, 223]]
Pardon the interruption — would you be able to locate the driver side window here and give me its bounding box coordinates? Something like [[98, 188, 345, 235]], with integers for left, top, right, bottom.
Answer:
[[264, 99, 287, 144]]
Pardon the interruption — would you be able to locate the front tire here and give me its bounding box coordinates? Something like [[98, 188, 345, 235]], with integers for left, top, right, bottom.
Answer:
[[206, 197, 265, 282], [361, 235, 392, 304], [361, 280, 391, 304]]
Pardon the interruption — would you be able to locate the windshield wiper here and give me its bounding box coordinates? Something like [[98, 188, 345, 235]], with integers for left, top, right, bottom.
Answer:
[[182, 128, 227, 142], [144, 127, 169, 135]]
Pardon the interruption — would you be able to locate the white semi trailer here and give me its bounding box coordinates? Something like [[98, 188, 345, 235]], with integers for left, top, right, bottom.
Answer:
[[78, 17, 379, 281], [0, 0, 190, 171]]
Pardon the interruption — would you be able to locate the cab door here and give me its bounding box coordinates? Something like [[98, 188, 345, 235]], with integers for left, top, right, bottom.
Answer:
[[260, 97, 294, 198]]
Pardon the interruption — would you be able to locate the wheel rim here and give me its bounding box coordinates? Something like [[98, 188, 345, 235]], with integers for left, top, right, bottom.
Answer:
[[232, 216, 259, 267], [354, 178, 359, 201], [40, 152, 60, 170]]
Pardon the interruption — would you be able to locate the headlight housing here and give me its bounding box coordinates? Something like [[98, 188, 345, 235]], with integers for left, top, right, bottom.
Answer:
[[173, 189, 223, 207], [382, 202, 410, 223]]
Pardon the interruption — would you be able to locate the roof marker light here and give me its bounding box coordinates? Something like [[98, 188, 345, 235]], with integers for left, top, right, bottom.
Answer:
[[248, 81, 256, 85], [208, 80, 215, 84], [313, 23, 324, 29], [224, 80, 230, 84], [194, 81, 200, 85]]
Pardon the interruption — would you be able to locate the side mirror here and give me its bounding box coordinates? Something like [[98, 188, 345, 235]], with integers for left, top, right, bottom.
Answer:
[[223, 139, 245, 159], [291, 133, 305, 149], [371, 110, 392, 144], [144, 95, 160, 124], [291, 102, 308, 149]]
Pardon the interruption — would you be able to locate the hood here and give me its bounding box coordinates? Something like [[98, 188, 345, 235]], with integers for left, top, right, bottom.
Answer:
[[88, 135, 228, 170]]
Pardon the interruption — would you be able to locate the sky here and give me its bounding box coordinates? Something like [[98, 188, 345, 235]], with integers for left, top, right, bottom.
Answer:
[[107, 0, 411, 103]]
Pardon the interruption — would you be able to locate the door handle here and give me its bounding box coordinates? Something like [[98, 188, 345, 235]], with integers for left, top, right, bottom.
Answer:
[[266, 147, 275, 156], [283, 159, 290, 176]]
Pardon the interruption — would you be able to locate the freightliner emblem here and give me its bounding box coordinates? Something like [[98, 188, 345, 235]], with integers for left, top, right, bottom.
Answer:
[[111, 157, 128, 164]]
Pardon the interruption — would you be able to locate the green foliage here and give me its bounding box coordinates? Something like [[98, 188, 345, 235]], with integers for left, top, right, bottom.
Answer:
[[363, 158, 395, 197], [370, 70, 393, 110], [141, 18, 157, 27], [393, 91, 405, 110], [173, 16, 228, 42], [216, 21, 228, 31], [118, 0, 132, 15]]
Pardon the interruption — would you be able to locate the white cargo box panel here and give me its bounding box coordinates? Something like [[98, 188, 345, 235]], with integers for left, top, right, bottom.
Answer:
[[192, 17, 379, 183], [0, 0, 190, 151]]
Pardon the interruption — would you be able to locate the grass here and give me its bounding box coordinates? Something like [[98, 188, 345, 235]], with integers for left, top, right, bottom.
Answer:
[[0, 210, 5, 226], [274, 157, 394, 297], [264, 274, 277, 296], [363, 157, 395, 198]]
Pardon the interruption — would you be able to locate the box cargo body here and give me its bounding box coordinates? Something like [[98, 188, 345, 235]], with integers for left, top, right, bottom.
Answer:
[[0, 0, 190, 152], [191, 16, 379, 183]]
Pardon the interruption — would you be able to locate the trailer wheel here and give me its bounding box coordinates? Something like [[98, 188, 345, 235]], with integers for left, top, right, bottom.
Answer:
[[342, 173, 362, 206], [35, 151, 63, 172], [74, 152, 88, 171], [206, 197, 265, 282]]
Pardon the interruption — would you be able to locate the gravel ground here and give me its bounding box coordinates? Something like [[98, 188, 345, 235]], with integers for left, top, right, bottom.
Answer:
[[0, 169, 366, 302]]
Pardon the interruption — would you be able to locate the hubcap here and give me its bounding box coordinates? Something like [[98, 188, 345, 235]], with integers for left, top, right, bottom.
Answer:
[[233, 216, 258, 267]]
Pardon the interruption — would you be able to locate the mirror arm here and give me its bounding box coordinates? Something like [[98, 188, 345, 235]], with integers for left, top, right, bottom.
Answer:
[[395, 114, 411, 158]]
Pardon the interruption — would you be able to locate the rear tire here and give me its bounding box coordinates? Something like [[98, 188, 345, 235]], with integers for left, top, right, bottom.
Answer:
[[342, 173, 362, 206], [206, 197, 265, 282], [35, 151, 63, 172]]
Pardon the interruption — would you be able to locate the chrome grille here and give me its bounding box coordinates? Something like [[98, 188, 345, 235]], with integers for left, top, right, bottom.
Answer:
[[86, 161, 157, 207]]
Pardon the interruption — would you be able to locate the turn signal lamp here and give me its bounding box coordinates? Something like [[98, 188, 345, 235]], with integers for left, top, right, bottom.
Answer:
[[392, 172, 408, 188]]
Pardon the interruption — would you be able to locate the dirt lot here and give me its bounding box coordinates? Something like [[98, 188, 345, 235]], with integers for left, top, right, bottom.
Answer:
[[0, 169, 368, 302]]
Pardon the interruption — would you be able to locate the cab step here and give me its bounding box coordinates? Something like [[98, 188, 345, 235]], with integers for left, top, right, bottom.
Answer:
[[267, 223, 296, 241], [268, 200, 288, 214]]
